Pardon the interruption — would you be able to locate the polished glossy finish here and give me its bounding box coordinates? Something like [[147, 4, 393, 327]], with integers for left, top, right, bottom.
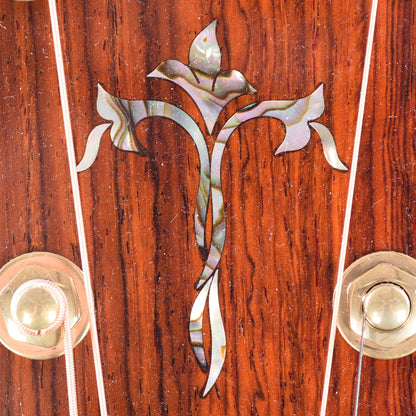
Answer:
[[0, 252, 89, 359], [337, 252, 416, 359]]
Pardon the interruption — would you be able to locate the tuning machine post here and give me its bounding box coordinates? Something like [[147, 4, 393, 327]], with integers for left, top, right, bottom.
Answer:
[[337, 251, 416, 359], [0, 252, 89, 359]]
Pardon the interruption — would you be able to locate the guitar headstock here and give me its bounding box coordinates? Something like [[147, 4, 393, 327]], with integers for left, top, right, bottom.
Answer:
[[0, 0, 415, 415]]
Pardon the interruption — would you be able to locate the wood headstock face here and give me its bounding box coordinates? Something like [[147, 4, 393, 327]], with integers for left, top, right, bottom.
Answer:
[[0, 0, 415, 415]]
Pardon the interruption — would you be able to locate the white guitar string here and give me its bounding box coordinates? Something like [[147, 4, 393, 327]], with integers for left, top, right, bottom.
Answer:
[[11, 279, 78, 416], [47, 0, 108, 415], [319, 0, 379, 414]]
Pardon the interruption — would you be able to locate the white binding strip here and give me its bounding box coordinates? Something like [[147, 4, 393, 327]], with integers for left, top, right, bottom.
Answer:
[[319, 0, 379, 414], [47, 1, 108, 415]]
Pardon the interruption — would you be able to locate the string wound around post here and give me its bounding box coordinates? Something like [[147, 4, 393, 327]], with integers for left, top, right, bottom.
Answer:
[[0, 252, 90, 359], [337, 251, 416, 359]]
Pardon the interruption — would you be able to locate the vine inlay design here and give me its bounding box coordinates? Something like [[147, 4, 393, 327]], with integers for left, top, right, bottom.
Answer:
[[77, 20, 347, 396]]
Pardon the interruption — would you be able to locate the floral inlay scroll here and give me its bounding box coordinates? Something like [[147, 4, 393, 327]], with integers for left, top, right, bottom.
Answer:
[[77, 20, 347, 396]]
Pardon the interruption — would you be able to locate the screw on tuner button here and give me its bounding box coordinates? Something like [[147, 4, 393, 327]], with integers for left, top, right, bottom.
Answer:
[[0, 252, 89, 359], [337, 251, 416, 359]]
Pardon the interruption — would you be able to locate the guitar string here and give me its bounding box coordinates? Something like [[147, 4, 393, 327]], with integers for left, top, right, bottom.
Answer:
[[319, 0, 379, 414], [47, 0, 108, 414], [353, 308, 367, 416]]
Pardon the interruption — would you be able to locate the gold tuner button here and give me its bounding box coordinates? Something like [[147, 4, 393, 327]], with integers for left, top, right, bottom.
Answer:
[[363, 283, 411, 331], [337, 251, 416, 359], [0, 252, 90, 359]]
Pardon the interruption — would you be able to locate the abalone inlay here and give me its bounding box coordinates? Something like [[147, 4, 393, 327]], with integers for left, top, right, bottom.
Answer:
[[77, 20, 347, 396]]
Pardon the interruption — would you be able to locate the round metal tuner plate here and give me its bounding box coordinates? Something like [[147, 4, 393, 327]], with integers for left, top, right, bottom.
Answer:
[[337, 251, 416, 359], [0, 252, 89, 359]]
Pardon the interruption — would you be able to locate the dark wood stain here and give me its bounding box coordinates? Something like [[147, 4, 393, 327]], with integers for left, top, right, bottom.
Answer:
[[0, 0, 415, 414]]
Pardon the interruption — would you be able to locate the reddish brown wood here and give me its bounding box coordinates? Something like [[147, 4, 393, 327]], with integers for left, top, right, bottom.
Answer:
[[0, 0, 415, 414]]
